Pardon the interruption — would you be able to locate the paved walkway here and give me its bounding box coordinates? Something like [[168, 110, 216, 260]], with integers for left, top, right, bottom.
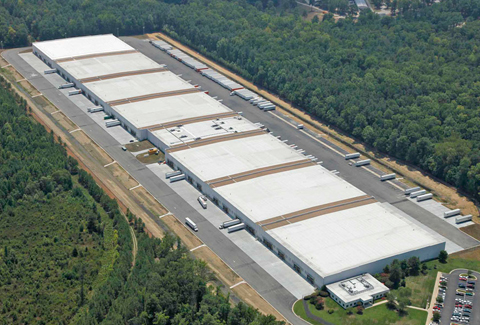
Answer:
[[302, 300, 334, 325], [426, 273, 441, 325]]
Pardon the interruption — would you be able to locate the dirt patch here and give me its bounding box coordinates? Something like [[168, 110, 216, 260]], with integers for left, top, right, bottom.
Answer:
[[136, 151, 165, 164], [18, 80, 40, 96], [71, 130, 113, 166], [231, 283, 286, 321], [105, 163, 138, 189], [125, 140, 154, 152], [193, 246, 241, 287], [149, 31, 479, 220], [162, 214, 202, 249], [52, 111, 77, 132], [451, 246, 480, 260], [4, 65, 24, 81], [32, 96, 56, 111], [460, 224, 480, 241], [131, 186, 168, 216]]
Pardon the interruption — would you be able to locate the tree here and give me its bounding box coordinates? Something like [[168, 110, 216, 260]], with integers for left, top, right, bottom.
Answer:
[[312, 15, 320, 24], [72, 247, 78, 257], [389, 267, 402, 288], [407, 256, 420, 276], [386, 293, 396, 310], [438, 250, 448, 263], [436, 296, 443, 303], [432, 311, 441, 322]]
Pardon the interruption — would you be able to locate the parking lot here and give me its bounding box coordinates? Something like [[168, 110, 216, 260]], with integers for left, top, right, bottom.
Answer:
[[435, 270, 480, 324]]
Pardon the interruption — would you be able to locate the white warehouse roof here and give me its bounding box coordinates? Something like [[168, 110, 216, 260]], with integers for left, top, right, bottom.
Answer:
[[114, 92, 232, 129], [33, 34, 133, 61], [152, 116, 258, 146], [58, 52, 161, 80], [267, 202, 444, 278], [214, 165, 366, 223], [84, 71, 194, 102], [169, 134, 306, 181]]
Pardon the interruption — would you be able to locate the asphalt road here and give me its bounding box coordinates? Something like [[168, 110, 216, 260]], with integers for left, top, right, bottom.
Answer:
[[124, 36, 479, 250], [440, 270, 480, 325], [3, 48, 309, 325]]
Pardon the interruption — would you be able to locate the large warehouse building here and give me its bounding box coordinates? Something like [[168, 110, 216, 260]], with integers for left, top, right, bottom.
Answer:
[[33, 35, 446, 288]]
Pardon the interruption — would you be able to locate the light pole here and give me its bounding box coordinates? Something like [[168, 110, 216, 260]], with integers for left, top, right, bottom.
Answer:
[[117, 27, 119, 37], [143, 25, 145, 35]]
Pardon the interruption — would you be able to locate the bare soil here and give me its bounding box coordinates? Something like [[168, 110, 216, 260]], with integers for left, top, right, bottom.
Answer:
[[460, 224, 480, 241], [18, 80, 40, 96], [162, 214, 202, 249], [71, 131, 114, 166], [52, 111, 77, 132], [125, 140, 154, 152], [451, 246, 480, 260], [193, 246, 242, 287], [105, 163, 139, 189], [131, 186, 168, 216], [136, 152, 165, 164], [231, 283, 286, 321]]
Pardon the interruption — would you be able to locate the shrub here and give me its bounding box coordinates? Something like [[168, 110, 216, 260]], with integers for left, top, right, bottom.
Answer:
[[319, 290, 329, 297], [346, 309, 353, 315], [313, 297, 324, 310], [356, 305, 364, 315], [327, 309, 334, 314]]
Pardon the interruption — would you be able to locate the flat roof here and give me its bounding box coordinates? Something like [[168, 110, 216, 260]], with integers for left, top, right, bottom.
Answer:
[[114, 92, 232, 129], [327, 273, 389, 303], [59, 52, 161, 80], [169, 134, 306, 181], [267, 202, 444, 277], [214, 165, 365, 223], [151, 115, 258, 146], [84, 71, 194, 102], [33, 34, 133, 61]]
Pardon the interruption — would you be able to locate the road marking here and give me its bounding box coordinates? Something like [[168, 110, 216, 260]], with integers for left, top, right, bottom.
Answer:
[[229, 280, 246, 289], [129, 184, 142, 191], [189, 244, 206, 252], [159, 212, 172, 219], [103, 161, 117, 167], [69, 128, 81, 133], [51, 110, 62, 115], [32, 93, 43, 98]]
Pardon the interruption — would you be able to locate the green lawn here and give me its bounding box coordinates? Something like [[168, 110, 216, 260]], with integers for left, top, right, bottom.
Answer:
[[294, 298, 427, 325], [390, 254, 480, 308]]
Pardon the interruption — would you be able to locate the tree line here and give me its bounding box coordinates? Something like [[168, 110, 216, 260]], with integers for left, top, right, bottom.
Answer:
[[1, 0, 480, 201], [0, 74, 282, 323]]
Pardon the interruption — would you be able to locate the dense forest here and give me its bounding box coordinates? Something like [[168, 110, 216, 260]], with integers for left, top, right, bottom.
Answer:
[[1, 0, 479, 201], [0, 76, 282, 324]]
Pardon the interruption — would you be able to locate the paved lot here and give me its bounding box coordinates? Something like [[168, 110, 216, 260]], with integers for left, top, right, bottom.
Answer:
[[440, 270, 480, 325], [3, 48, 310, 325], [4, 42, 479, 324], [124, 37, 479, 251]]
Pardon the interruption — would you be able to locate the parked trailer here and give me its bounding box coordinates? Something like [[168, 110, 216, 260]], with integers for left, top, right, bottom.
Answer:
[[444, 209, 461, 218], [87, 106, 104, 113], [105, 120, 121, 128], [258, 102, 273, 109], [380, 173, 396, 181], [417, 193, 433, 202], [354, 159, 371, 167], [227, 223, 245, 233], [410, 189, 427, 198], [170, 174, 186, 183], [44, 68, 57, 74], [165, 170, 182, 179], [345, 152, 360, 160], [58, 82, 75, 89], [198, 196, 207, 209], [219, 219, 241, 229], [456, 215, 473, 224], [262, 105, 276, 111], [405, 187, 421, 195], [185, 218, 198, 232], [68, 89, 82, 96]]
